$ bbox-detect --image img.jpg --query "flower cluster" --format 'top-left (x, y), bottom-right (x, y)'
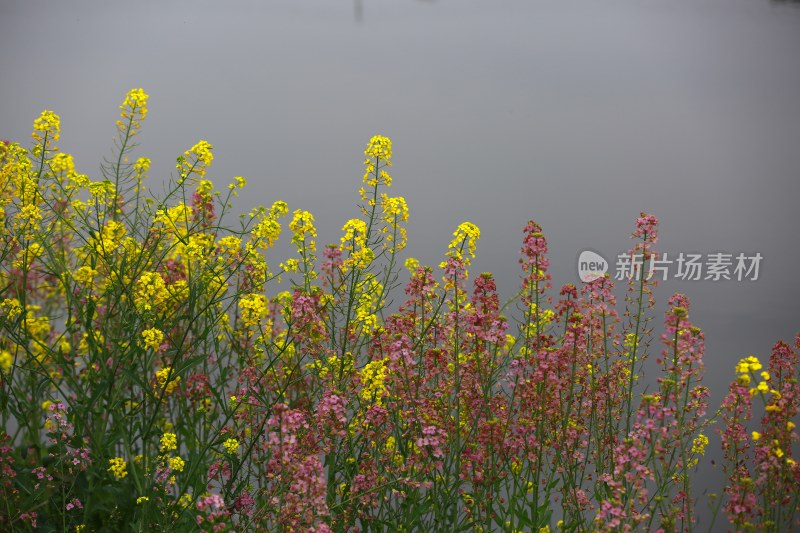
top-left (1, 92), bottom-right (797, 532)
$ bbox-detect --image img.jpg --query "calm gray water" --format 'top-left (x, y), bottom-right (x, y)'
top-left (2, 0), bottom-right (799, 529)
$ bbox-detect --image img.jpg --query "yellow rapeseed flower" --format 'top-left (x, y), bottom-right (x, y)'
top-left (32, 110), bottom-right (61, 144)
top-left (178, 140), bottom-right (213, 178)
top-left (134, 271), bottom-right (169, 313)
top-left (155, 367), bottom-right (180, 394)
top-left (141, 328), bottom-right (164, 351)
top-left (223, 438), bottom-right (240, 454)
top-left (691, 433), bottom-right (709, 455)
top-left (445, 221), bottom-right (480, 265)
top-left (108, 457), bottom-right (128, 479)
top-left (169, 456), bottom-right (185, 473)
top-left (160, 432), bottom-right (177, 452)
top-left (238, 293), bottom-right (269, 329)
top-left (0, 350), bottom-right (13, 373)
top-left (359, 357), bottom-right (390, 407)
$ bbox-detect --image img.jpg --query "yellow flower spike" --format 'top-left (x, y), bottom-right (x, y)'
top-left (160, 432), bottom-right (177, 452)
top-left (108, 457), bottom-right (128, 479)
top-left (120, 88), bottom-right (149, 121)
top-left (404, 257), bottom-right (420, 274)
top-left (446, 221), bottom-right (481, 265)
top-left (340, 218), bottom-right (372, 271)
top-left (364, 135), bottom-right (392, 164)
top-left (177, 140), bottom-right (213, 178)
top-left (359, 357), bottom-right (390, 407)
top-left (155, 367), bottom-right (180, 395)
top-left (0, 350), bottom-right (13, 373)
top-left (692, 433), bottom-right (709, 455)
top-left (141, 328), bottom-right (164, 351)
top-left (134, 157), bottom-right (151, 173)
top-left (169, 456), bottom-right (185, 473)
top-left (223, 438), bottom-right (240, 455)
top-left (32, 110), bottom-right (61, 144)
top-left (238, 293), bottom-right (269, 329)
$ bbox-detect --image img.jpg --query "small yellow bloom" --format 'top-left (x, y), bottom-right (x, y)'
top-left (141, 328), bottom-right (164, 351)
top-left (169, 456), bottom-right (185, 473)
top-left (160, 432), bottom-right (177, 452)
top-left (108, 457), bottom-right (128, 479)
top-left (446, 222), bottom-right (480, 265)
top-left (223, 438), bottom-right (240, 454)
top-left (0, 350), bottom-right (13, 373)
top-left (136, 496), bottom-right (149, 505)
top-left (155, 367), bottom-right (180, 394)
top-left (752, 431), bottom-right (762, 441)
top-left (32, 110), bottom-right (61, 143)
top-left (238, 293), bottom-right (269, 328)
top-left (691, 433), bottom-right (709, 455)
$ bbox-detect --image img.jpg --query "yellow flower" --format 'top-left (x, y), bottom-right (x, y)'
top-left (405, 257), bottom-right (420, 274)
top-left (108, 457), bottom-right (128, 479)
top-left (155, 367), bottom-right (180, 395)
top-left (359, 357), bottom-right (390, 407)
top-left (134, 157), bottom-right (151, 173)
top-left (73, 266), bottom-right (99, 288)
top-left (160, 432), bottom-right (177, 452)
top-left (446, 222), bottom-right (481, 265)
top-left (381, 195), bottom-right (409, 252)
top-left (32, 110), bottom-right (61, 144)
top-left (691, 433), bottom-right (709, 455)
top-left (239, 293), bottom-right (269, 329)
top-left (217, 236), bottom-right (242, 256)
top-left (364, 135), bottom-right (392, 162)
top-left (178, 140), bottom-right (213, 178)
top-left (178, 493), bottom-right (193, 508)
top-left (136, 496), bottom-right (149, 505)
top-left (0, 350), bottom-right (12, 373)
top-left (752, 431), bottom-right (762, 441)
top-left (340, 218), bottom-right (372, 271)
top-left (120, 88), bottom-right (149, 124)
top-left (134, 271), bottom-right (169, 313)
top-left (1, 298), bottom-right (23, 320)
top-left (289, 209), bottom-right (317, 251)
top-left (169, 456), bottom-right (185, 473)
top-left (223, 438), bottom-right (240, 454)
top-left (141, 328), bottom-right (164, 351)
top-left (229, 175), bottom-right (247, 190)
top-left (735, 355), bottom-right (762, 374)
top-left (50, 152), bottom-right (75, 175)
top-left (281, 258), bottom-right (300, 272)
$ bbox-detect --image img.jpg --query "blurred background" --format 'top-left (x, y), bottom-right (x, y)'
top-left (2, 0), bottom-right (799, 525)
